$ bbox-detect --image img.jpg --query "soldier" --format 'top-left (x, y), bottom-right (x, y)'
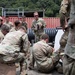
top-left (31, 11), bottom-right (46, 42)
top-left (10, 20), bottom-right (27, 73)
top-left (21, 16), bottom-right (28, 32)
top-left (10, 20), bottom-right (21, 32)
top-left (29, 34), bottom-right (60, 73)
top-left (4, 16), bottom-right (14, 29)
top-left (0, 25), bottom-right (10, 43)
top-left (0, 26), bottom-right (29, 75)
top-left (60, 0), bottom-right (75, 75)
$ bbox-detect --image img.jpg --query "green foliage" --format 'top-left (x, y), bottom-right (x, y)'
top-left (0, 0), bottom-right (61, 17)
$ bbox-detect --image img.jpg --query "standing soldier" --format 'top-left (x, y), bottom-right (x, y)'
top-left (4, 16), bottom-right (14, 29)
top-left (31, 11), bottom-right (46, 42)
top-left (60, 0), bottom-right (75, 75)
top-left (21, 16), bottom-right (28, 32)
top-left (10, 20), bottom-right (21, 32)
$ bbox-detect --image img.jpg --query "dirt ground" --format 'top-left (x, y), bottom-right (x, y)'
top-left (27, 69), bottom-right (63, 75)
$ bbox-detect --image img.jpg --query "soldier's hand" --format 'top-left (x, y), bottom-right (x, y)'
top-left (52, 48), bottom-right (54, 52)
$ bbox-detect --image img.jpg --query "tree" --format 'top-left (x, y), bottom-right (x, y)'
top-left (0, 0), bottom-right (61, 17)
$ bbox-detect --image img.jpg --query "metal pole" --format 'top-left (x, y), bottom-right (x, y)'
top-left (43, 9), bottom-right (45, 17)
top-left (18, 8), bottom-right (19, 17)
top-left (22, 8), bottom-right (24, 17)
top-left (2, 7), bottom-right (4, 16)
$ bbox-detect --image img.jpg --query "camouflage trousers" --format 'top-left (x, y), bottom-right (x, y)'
top-left (63, 55), bottom-right (75, 75)
top-left (29, 51), bottom-right (60, 73)
top-left (20, 59), bottom-right (27, 75)
top-left (16, 58), bottom-right (27, 75)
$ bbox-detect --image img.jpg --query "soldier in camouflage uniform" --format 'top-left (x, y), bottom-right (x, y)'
top-left (60, 0), bottom-right (75, 75)
top-left (31, 12), bottom-right (46, 42)
top-left (0, 26), bottom-right (29, 75)
top-left (29, 34), bottom-right (60, 73)
top-left (0, 25), bottom-right (10, 43)
top-left (4, 16), bottom-right (14, 29)
top-left (10, 20), bottom-right (21, 32)
top-left (21, 16), bottom-right (28, 32)
top-left (10, 20), bottom-right (29, 75)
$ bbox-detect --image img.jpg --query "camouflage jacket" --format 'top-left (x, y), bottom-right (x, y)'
top-left (31, 18), bottom-right (46, 34)
top-left (0, 30), bottom-right (29, 63)
top-left (62, 0), bottom-right (75, 59)
top-left (59, 29), bottom-right (69, 52)
top-left (22, 21), bottom-right (28, 31)
top-left (32, 40), bottom-right (53, 71)
top-left (0, 30), bottom-right (4, 43)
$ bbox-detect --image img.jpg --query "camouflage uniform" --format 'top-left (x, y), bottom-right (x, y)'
top-left (60, 0), bottom-right (75, 75)
top-left (57, 27), bottom-right (69, 73)
top-left (22, 22), bottom-right (28, 31)
top-left (59, 27), bottom-right (69, 53)
top-left (29, 40), bottom-right (60, 73)
top-left (31, 18), bottom-right (46, 42)
top-left (59, 0), bottom-right (70, 28)
top-left (0, 30), bottom-right (4, 43)
top-left (10, 24), bottom-right (29, 75)
top-left (0, 29), bottom-right (29, 75)
top-left (4, 21), bottom-right (14, 29)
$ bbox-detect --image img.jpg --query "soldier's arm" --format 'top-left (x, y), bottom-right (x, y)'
top-left (60, 0), bottom-right (69, 14)
top-left (59, 0), bottom-right (70, 28)
top-left (25, 22), bottom-right (28, 30)
top-left (41, 19), bottom-right (46, 28)
top-left (46, 45), bottom-right (54, 57)
top-left (31, 21), bottom-right (36, 30)
top-left (22, 34), bottom-right (30, 55)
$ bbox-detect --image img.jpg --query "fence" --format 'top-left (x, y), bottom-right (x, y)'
top-left (3, 17), bottom-right (60, 28)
